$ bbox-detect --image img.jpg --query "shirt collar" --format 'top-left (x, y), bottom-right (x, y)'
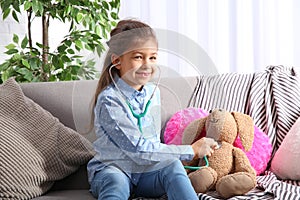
top-left (114, 75), bottom-right (147, 101)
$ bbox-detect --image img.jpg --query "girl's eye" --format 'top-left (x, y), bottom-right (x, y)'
top-left (134, 55), bottom-right (143, 59)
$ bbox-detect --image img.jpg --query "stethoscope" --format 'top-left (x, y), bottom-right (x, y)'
top-left (184, 156), bottom-right (209, 170)
top-left (109, 62), bottom-right (209, 169)
top-left (108, 62), bottom-right (161, 133)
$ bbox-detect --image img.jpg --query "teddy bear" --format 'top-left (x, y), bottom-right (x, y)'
top-left (182, 108), bottom-right (257, 199)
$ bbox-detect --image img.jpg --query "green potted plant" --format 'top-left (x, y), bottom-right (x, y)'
top-left (0, 0), bottom-right (120, 83)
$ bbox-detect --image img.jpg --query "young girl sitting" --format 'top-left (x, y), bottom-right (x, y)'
top-left (87, 19), bottom-right (218, 200)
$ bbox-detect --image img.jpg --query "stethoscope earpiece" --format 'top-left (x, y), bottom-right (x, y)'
top-left (111, 62), bottom-right (121, 68)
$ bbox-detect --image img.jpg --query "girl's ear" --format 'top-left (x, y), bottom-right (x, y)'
top-left (111, 54), bottom-right (121, 69)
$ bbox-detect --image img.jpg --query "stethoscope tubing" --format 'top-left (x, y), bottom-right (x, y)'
top-left (108, 63), bottom-right (209, 168)
top-left (184, 156), bottom-right (209, 170)
top-left (108, 63), bottom-right (161, 133)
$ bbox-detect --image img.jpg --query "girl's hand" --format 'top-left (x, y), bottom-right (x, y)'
top-left (191, 137), bottom-right (219, 159)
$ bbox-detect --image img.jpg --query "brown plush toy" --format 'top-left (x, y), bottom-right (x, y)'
top-left (182, 108), bottom-right (257, 198)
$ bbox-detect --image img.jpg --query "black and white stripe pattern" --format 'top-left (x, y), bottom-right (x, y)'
top-left (257, 171), bottom-right (300, 200)
top-left (198, 187), bottom-right (273, 200)
top-left (248, 66), bottom-right (300, 154)
top-left (189, 73), bottom-right (255, 113)
top-left (189, 66), bottom-right (300, 200)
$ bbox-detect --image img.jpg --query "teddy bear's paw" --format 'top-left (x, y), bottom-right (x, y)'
top-left (188, 167), bottom-right (218, 193)
top-left (216, 172), bottom-right (256, 199)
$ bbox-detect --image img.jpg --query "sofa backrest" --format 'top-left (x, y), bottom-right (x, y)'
top-left (20, 65), bottom-right (300, 155)
top-left (20, 76), bottom-right (198, 143)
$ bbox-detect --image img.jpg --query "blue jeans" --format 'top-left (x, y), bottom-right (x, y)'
top-left (90, 159), bottom-right (198, 200)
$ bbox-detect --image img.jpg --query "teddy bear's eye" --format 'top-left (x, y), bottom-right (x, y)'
top-left (209, 110), bottom-right (212, 113)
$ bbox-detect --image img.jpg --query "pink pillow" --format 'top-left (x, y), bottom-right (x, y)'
top-left (271, 117), bottom-right (300, 180)
top-left (164, 107), bottom-right (208, 145)
top-left (164, 107), bottom-right (272, 175)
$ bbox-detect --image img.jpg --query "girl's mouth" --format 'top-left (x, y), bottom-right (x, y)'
top-left (136, 72), bottom-right (151, 77)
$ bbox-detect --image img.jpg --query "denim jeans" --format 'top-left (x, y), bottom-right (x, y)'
top-left (90, 159), bottom-right (198, 200)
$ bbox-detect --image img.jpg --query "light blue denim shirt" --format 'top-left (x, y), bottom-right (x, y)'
top-left (87, 76), bottom-right (194, 185)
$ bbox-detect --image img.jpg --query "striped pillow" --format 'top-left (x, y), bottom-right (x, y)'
top-left (0, 78), bottom-right (94, 199)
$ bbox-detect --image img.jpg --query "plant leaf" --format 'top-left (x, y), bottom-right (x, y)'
top-left (110, 12), bottom-right (118, 20)
top-left (76, 12), bottom-right (83, 23)
top-left (5, 43), bottom-right (16, 50)
top-left (21, 36), bottom-right (29, 49)
top-left (67, 49), bottom-right (75, 54)
top-left (57, 45), bottom-right (68, 53)
top-left (1, 71), bottom-right (10, 82)
top-left (75, 40), bottom-right (83, 50)
top-left (52, 55), bottom-right (63, 69)
top-left (102, 1), bottom-right (109, 10)
top-left (13, 34), bottom-right (19, 44)
top-left (61, 55), bottom-right (71, 63)
top-left (5, 49), bottom-right (18, 55)
top-left (24, 1), bottom-right (32, 11)
top-left (2, 8), bottom-right (11, 20)
top-left (24, 71), bottom-right (33, 81)
top-left (0, 62), bottom-right (10, 71)
top-left (31, 0), bottom-right (39, 14)
top-left (29, 58), bottom-right (39, 70)
top-left (65, 40), bottom-right (72, 47)
top-left (21, 59), bottom-right (30, 69)
top-left (12, 10), bottom-right (19, 22)
top-left (17, 68), bottom-right (30, 75)
top-left (12, 0), bottom-right (20, 13)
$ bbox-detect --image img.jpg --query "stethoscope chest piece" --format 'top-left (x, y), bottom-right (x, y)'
top-left (126, 100), bottom-right (151, 133)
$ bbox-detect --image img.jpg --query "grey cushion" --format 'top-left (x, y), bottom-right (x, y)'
top-left (0, 78), bottom-right (94, 199)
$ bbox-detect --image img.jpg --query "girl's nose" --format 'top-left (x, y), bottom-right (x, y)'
top-left (143, 58), bottom-right (150, 65)
top-left (142, 59), bottom-right (152, 68)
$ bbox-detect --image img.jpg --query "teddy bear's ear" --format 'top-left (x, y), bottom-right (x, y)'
top-left (231, 112), bottom-right (254, 151)
top-left (182, 117), bottom-right (207, 145)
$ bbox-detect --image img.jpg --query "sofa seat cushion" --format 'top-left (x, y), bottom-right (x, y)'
top-left (0, 78), bottom-right (94, 199)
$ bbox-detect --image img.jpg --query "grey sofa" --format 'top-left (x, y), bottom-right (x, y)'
top-left (12, 65), bottom-right (300, 200)
top-left (19, 76), bottom-right (198, 200)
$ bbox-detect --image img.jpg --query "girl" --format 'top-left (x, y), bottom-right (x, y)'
top-left (87, 19), bottom-right (218, 200)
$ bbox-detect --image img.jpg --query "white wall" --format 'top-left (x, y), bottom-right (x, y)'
top-left (0, 14), bottom-right (26, 61)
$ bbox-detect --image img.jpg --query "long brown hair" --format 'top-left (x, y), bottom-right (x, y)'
top-left (91, 19), bottom-right (158, 125)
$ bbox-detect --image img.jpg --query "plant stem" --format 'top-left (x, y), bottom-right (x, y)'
top-left (42, 13), bottom-right (50, 81)
top-left (27, 10), bottom-right (32, 48)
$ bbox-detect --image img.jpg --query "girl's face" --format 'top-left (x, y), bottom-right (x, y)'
top-left (116, 39), bottom-right (158, 91)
